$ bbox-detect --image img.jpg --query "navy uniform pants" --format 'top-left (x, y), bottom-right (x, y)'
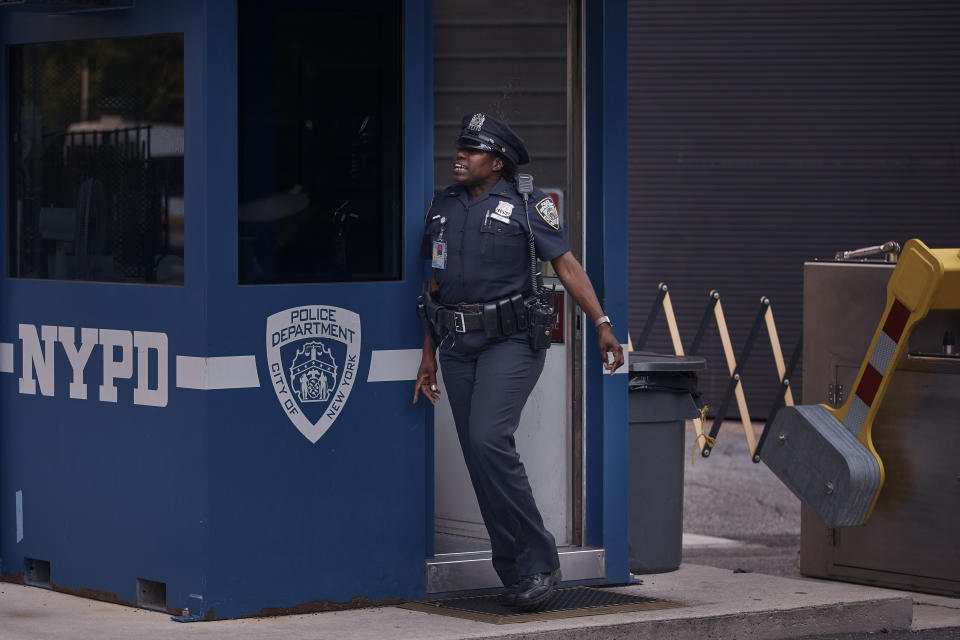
top-left (439, 330), bottom-right (560, 586)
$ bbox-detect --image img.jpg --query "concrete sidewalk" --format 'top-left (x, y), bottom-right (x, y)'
top-left (4, 561), bottom-right (954, 640)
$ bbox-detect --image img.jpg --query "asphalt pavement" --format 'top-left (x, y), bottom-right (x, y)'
top-left (682, 421), bottom-right (803, 578)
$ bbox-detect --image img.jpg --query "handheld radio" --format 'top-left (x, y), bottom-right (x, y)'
top-left (517, 174), bottom-right (555, 350)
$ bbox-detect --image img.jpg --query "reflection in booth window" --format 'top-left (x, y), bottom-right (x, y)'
top-left (8, 35), bottom-right (185, 284)
top-left (238, 0), bottom-right (402, 284)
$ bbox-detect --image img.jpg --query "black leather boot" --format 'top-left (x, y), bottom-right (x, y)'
top-left (512, 568), bottom-right (562, 610)
top-left (497, 581), bottom-right (523, 606)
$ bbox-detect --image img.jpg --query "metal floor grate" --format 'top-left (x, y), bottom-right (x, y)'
top-left (400, 586), bottom-right (685, 624)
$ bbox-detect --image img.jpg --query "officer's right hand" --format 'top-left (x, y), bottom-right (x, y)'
top-left (413, 349), bottom-right (441, 405)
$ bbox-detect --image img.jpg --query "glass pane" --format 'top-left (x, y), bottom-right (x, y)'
top-left (8, 35), bottom-right (185, 284)
top-left (238, 0), bottom-right (402, 284)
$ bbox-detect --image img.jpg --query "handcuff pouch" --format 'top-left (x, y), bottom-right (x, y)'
top-left (498, 299), bottom-right (517, 336)
top-left (482, 303), bottom-right (500, 338)
top-left (511, 294), bottom-right (528, 330)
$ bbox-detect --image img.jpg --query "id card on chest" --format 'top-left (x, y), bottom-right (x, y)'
top-left (432, 240), bottom-right (447, 269)
top-left (432, 215), bottom-right (448, 269)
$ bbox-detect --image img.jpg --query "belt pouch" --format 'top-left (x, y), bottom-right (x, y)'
top-left (424, 296), bottom-right (443, 330)
top-left (482, 303), bottom-right (501, 337)
top-left (498, 299), bottom-right (517, 335)
top-left (436, 308), bottom-right (454, 333)
top-left (510, 294), bottom-right (527, 330)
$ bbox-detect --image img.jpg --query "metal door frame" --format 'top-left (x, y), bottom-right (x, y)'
top-left (426, 0), bottom-right (636, 593)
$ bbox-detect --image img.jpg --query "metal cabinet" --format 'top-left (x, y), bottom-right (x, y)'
top-left (799, 261), bottom-right (960, 596)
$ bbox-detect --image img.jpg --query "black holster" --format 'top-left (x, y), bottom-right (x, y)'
top-left (416, 284), bottom-right (437, 342)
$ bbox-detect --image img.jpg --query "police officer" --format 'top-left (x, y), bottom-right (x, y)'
top-left (414, 113), bottom-right (624, 609)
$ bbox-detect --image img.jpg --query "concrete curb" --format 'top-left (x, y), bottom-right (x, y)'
top-left (479, 598), bottom-right (913, 640)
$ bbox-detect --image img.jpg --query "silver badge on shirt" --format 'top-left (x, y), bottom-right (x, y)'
top-left (490, 200), bottom-right (514, 224)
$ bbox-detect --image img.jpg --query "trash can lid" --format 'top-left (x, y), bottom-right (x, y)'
top-left (628, 351), bottom-right (707, 372)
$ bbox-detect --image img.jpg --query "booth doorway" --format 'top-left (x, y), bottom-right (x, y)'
top-left (428, 0), bottom-right (599, 592)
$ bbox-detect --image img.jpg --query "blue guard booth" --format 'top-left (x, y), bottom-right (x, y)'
top-left (0, 0), bottom-right (628, 619)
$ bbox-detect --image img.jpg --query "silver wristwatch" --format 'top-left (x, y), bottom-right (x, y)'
top-left (594, 315), bottom-right (611, 329)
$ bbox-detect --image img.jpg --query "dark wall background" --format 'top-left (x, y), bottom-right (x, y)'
top-left (433, 0), bottom-right (568, 191)
top-left (627, 0), bottom-right (960, 420)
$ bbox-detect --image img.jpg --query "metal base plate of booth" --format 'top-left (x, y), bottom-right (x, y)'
top-left (426, 546), bottom-right (605, 594)
top-left (401, 586), bottom-right (684, 624)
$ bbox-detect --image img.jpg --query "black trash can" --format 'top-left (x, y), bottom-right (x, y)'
top-left (628, 351), bottom-right (706, 574)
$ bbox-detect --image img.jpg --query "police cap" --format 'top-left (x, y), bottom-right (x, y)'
top-left (456, 112), bottom-right (530, 165)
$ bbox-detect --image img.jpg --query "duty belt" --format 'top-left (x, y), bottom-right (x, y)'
top-left (422, 293), bottom-right (532, 338)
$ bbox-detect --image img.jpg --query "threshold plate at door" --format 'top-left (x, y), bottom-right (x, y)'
top-left (401, 586), bottom-right (684, 624)
top-left (426, 546), bottom-right (605, 594)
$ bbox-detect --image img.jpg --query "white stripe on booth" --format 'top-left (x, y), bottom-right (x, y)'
top-left (0, 342), bottom-right (13, 373)
top-left (603, 344), bottom-right (630, 375)
top-left (367, 349), bottom-right (422, 382)
top-left (176, 355), bottom-right (261, 390)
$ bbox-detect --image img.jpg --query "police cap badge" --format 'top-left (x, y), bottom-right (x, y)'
top-left (456, 112), bottom-right (530, 165)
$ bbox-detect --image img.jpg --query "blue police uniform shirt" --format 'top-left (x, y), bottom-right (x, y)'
top-left (421, 177), bottom-right (570, 304)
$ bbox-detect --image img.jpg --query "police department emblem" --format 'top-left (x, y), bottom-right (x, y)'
top-left (536, 196), bottom-right (560, 230)
top-left (266, 306), bottom-right (362, 443)
top-left (468, 113), bottom-right (486, 132)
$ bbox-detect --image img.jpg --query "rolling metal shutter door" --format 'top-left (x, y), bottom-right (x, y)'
top-left (627, 1), bottom-right (960, 420)
top-left (433, 2), bottom-right (568, 190)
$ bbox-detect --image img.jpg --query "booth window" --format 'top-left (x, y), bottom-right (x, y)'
top-left (8, 35), bottom-right (185, 284)
top-left (238, 0), bottom-right (402, 284)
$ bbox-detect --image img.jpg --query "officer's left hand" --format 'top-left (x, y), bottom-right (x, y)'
top-left (597, 325), bottom-right (624, 373)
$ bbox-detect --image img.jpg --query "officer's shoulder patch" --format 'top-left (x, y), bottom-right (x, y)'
top-left (536, 196), bottom-right (560, 230)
